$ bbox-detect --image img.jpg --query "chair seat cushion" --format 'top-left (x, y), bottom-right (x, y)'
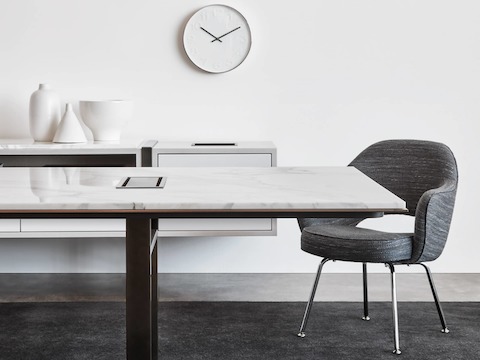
top-left (301, 225), bottom-right (413, 263)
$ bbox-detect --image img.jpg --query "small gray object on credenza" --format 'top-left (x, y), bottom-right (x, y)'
top-left (297, 139), bottom-right (458, 355)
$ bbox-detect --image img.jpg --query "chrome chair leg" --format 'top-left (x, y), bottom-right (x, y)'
top-left (362, 263), bottom-right (370, 321)
top-left (387, 263), bottom-right (401, 355)
top-left (298, 258), bottom-right (330, 338)
top-left (419, 263), bottom-right (449, 333)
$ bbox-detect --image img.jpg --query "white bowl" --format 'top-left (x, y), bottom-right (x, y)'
top-left (79, 100), bottom-right (133, 142)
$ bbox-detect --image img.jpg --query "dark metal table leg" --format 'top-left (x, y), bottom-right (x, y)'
top-left (151, 219), bottom-right (159, 359)
top-left (126, 217), bottom-right (158, 360)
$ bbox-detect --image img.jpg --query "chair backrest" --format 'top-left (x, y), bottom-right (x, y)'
top-left (350, 140), bottom-right (457, 215)
top-left (299, 140), bottom-right (458, 263)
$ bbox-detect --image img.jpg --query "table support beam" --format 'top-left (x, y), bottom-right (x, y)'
top-left (151, 219), bottom-right (158, 359)
top-left (126, 217), bottom-right (158, 360)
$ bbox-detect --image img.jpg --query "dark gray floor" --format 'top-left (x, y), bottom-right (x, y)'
top-left (1, 273), bottom-right (479, 302)
top-left (1, 301), bottom-right (479, 360)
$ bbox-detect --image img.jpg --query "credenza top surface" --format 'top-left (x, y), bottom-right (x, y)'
top-left (152, 141), bottom-right (276, 153)
top-left (0, 139), bottom-right (147, 155)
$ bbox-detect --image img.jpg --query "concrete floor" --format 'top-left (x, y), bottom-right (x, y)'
top-left (0, 273), bottom-right (479, 302)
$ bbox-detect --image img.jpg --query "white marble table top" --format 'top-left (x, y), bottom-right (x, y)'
top-left (0, 167), bottom-right (407, 214)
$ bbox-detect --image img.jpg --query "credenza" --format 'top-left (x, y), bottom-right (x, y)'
top-left (0, 139), bottom-right (277, 238)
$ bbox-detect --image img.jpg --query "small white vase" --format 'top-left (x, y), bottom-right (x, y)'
top-left (29, 83), bottom-right (61, 142)
top-left (53, 103), bottom-right (87, 143)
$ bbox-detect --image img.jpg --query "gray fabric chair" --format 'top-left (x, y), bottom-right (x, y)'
top-left (297, 140), bottom-right (458, 354)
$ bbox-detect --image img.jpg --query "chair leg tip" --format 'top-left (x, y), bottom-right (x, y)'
top-left (393, 349), bottom-right (402, 355)
top-left (442, 328), bottom-right (450, 334)
top-left (362, 316), bottom-right (370, 321)
top-left (297, 332), bottom-right (306, 338)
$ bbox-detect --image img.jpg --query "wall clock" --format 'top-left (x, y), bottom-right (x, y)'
top-left (183, 4), bottom-right (252, 73)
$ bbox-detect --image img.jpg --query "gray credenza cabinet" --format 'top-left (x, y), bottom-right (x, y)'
top-left (152, 141), bottom-right (277, 236)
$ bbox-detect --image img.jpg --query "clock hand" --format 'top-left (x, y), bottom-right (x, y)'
top-left (211, 26), bottom-right (241, 42)
top-left (200, 27), bottom-right (222, 42)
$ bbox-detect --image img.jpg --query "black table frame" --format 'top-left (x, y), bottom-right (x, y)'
top-left (2, 210), bottom-right (385, 360)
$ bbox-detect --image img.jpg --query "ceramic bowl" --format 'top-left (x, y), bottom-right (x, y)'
top-left (79, 100), bottom-right (133, 142)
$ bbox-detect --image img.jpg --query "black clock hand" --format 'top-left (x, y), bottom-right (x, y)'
top-left (200, 27), bottom-right (222, 42)
top-left (211, 26), bottom-right (241, 42)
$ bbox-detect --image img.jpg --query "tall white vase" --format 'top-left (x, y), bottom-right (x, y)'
top-left (53, 103), bottom-right (87, 143)
top-left (29, 83), bottom-right (61, 142)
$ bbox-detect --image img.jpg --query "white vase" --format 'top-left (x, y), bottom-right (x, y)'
top-left (53, 103), bottom-right (87, 143)
top-left (79, 100), bottom-right (133, 142)
top-left (29, 84), bottom-right (61, 142)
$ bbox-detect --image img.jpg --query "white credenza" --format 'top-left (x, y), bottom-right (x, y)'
top-left (0, 139), bottom-right (277, 273)
top-left (0, 140), bottom-right (277, 238)
top-left (0, 139), bottom-right (150, 238)
top-left (153, 141), bottom-right (277, 236)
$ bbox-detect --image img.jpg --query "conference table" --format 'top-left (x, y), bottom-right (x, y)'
top-left (0, 166), bottom-right (406, 360)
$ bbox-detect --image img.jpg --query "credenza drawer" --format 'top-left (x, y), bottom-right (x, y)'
top-left (157, 153), bottom-right (272, 167)
top-left (157, 218), bottom-right (273, 233)
top-left (0, 219), bottom-right (21, 232)
top-left (21, 219), bottom-right (125, 233)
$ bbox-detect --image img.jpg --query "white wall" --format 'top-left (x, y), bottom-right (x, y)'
top-left (0, 1), bottom-right (479, 273)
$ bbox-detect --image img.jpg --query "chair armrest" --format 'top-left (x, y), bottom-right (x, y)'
top-left (412, 180), bottom-right (457, 263)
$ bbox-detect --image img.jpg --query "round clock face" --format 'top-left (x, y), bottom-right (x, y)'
top-left (183, 5), bottom-right (252, 73)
